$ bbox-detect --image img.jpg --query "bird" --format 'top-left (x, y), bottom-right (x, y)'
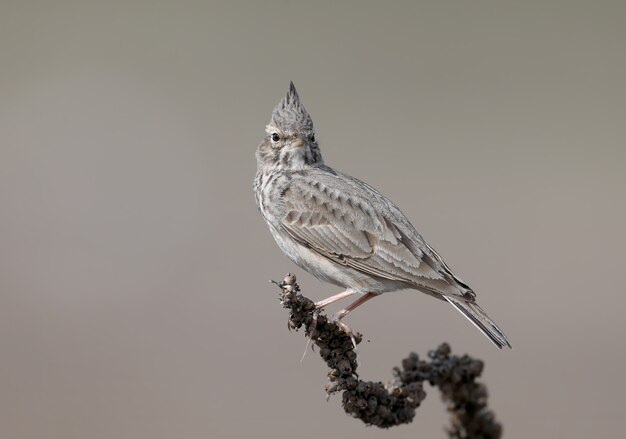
top-left (253, 82), bottom-right (511, 349)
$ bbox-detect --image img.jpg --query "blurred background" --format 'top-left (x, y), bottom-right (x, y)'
top-left (1, 1), bottom-right (625, 437)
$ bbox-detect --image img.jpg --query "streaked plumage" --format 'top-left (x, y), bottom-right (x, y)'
top-left (254, 82), bottom-right (511, 349)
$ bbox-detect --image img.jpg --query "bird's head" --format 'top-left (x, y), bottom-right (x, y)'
top-left (256, 82), bottom-right (323, 171)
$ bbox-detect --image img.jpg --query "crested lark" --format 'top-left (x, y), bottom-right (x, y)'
top-left (254, 82), bottom-right (511, 349)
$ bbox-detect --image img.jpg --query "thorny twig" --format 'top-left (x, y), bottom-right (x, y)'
top-left (275, 273), bottom-right (503, 438)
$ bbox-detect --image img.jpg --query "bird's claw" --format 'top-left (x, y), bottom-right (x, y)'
top-left (307, 309), bottom-right (320, 337)
top-left (335, 319), bottom-right (359, 351)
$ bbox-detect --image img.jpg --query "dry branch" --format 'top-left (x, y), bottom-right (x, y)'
top-left (275, 273), bottom-right (503, 438)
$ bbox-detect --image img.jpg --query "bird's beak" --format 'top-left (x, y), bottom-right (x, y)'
top-left (290, 137), bottom-right (305, 148)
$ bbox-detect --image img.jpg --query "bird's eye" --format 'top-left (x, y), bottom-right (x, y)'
top-left (271, 132), bottom-right (280, 142)
top-left (310, 133), bottom-right (316, 142)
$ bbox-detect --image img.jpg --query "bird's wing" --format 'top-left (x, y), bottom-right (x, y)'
top-left (280, 171), bottom-right (471, 297)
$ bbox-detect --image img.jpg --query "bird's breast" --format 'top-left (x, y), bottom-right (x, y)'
top-left (254, 170), bottom-right (290, 225)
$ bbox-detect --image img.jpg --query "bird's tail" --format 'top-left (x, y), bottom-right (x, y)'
top-left (445, 296), bottom-right (512, 349)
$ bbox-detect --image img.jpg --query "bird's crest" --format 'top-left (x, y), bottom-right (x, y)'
top-left (270, 82), bottom-right (313, 132)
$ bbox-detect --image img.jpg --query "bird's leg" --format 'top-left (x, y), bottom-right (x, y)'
top-left (334, 292), bottom-right (378, 321)
top-left (314, 289), bottom-right (358, 310)
top-left (333, 292), bottom-right (378, 349)
top-left (310, 290), bottom-right (358, 344)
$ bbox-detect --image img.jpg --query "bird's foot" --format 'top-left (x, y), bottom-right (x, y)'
top-left (307, 309), bottom-right (320, 337)
top-left (332, 314), bottom-right (360, 351)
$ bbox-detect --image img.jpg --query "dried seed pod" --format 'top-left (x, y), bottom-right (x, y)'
top-left (283, 273), bottom-right (296, 285)
top-left (276, 273), bottom-right (502, 436)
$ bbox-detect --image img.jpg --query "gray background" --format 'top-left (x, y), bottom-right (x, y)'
top-left (1, 1), bottom-right (625, 437)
